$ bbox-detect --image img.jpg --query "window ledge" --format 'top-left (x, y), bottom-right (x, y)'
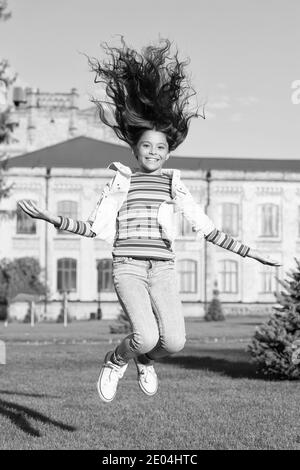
top-left (258, 292), bottom-right (277, 296)
top-left (54, 235), bottom-right (81, 239)
top-left (256, 237), bottom-right (282, 243)
top-left (13, 234), bottom-right (39, 239)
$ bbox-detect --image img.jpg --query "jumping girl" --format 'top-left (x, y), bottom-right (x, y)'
top-left (18, 38), bottom-right (280, 403)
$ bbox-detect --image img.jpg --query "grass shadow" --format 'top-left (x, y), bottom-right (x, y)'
top-left (0, 390), bottom-right (60, 398)
top-left (0, 398), bottom-right (77, 437)
top-left (159, 348), bottom-right (268, 380)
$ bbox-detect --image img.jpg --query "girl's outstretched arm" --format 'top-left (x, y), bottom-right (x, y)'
top-left (54, 215), bottom-right (96, 238)
top-left (204, 228), bottom-right (250, 258)
top-left (17, 200), bottom-right (96, 238)
top-left (174, 182), bottom-right (281, 267)
top-left (205, 229), bottom-right (281, 266)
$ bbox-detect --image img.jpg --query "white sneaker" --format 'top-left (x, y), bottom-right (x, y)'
top-left (97, 351), bottom-right (128, 403)
top-left (134, 357), bottom-right (158, 396)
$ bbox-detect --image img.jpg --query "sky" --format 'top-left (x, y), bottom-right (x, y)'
top-left (0, 0), bottom-right (300, 158)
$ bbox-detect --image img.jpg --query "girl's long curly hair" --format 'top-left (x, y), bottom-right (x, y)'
top-left (88, 37), bottom-right (204, 151)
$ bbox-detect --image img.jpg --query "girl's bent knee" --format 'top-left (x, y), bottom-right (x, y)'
top-left (164, 336), bottom-right (186, 354)
top-left (131, 331), bottom-right (159, 355)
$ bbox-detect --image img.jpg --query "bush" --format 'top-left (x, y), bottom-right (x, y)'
top-left (0, 257), bottom-right (47, 303)
top-left (204, 283), bottom-right (225, 322)
top-left (56, 309), bottom-right (72, 324)
top-left (248, 258), bottom-right (300, 380)
top-left (110, 309), bottom-right (131, 334)
top-left (23, 308), bottom-right (39, 324)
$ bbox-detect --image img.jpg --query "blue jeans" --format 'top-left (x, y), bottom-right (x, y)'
top-left (112, 257), bottom-right (186, 364)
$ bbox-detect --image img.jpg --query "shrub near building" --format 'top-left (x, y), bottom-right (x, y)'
top-left (248, 258), bottom-right (300, 380)
top-left (0, 257), bottom-right (47, 320)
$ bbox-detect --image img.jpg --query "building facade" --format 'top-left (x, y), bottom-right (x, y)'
top-left (2, 155), bottom-right (300, 321)
top-left (1, 89), bottom-right (300, 321)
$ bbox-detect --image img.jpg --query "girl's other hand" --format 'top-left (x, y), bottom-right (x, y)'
top-left (247, 249), bottom-right (281, 267)
top-left (17, 200), bottom-right (59, 225)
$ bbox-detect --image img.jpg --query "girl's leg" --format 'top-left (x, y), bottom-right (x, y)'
top-left (112, 258), bottom-right (161, 364)
top-left (147, 260), bottom-right (186, 361)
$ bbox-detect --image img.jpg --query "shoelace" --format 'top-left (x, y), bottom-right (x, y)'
top-left (140, 365), bottom-right (156, 383)
top-left (105, 362), bottom-right (126, 381)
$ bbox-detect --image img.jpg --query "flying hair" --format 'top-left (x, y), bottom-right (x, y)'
top-left (88, 37), bottom-right (205, 151)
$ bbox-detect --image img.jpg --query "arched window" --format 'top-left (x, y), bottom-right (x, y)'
top-left (259, 204), bottom-right (279, 237)
top-left (57, 258), bottom-right (77, 292)
top-left (57, 201), bottom-right (78, 233)
top-left (178, 259), bottom-right (197, 293)
top-left (16, 200), bottom-right (36, 234)
top-left (221, 203), bottom-right (239, 236)
top-left (218, 260), bottom-right (238, 293)
top-left (97, 259), bottom-right (114, 292)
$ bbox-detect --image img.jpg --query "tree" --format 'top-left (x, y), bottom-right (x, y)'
top-left (0, 1), bottom-right (11, 21)
top-left (204, 281), bottom-right (225, 321)
top-left (0, 2), bottom-right (17, 212)
top-left (248, 258), bottom-right (300, 380)
top-left (0, 257), bottom-right (48, 319)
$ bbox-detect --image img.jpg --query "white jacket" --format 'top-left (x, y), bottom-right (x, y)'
top-left (88, 162), bottom-right (215, 245)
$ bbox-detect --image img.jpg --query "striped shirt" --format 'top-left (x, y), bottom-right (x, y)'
top-left (112, 173), bottom-right (174, 260)
top-left (54, 176), bottom-right (250, 259)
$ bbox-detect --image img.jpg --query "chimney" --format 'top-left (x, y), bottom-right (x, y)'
top-left (26, 88), bottom-right (37, 145)
top-left (68, 87), bottom-right (79, 137)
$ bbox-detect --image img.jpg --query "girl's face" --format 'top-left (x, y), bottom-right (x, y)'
top-left (134, 130), bottom-right (170, 174)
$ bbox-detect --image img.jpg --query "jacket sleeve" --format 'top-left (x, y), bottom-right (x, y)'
top-left (174, 180), bottom-right (250, 257)
top-left (53, 179), bottom-right (113, 238)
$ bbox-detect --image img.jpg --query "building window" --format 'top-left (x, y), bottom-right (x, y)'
top-left (57, 258), bottom-right (77, 292)
top-left (178, 259), bottom-right (197, 293)
top-left (218, 260), bottom-right (238, 293)
top-left (16, 200), bottom-right (37, 234)
top-left (260, 266), bottom-right (277, 294)
top-left (221, 203), bottom-right (239, 236)
top-left (177, 213), bottom-right (194, 237)
top-left (57, 201), bottom-right (78, 234)
top-left (259, 204), bottom-right (279, 237)
top-left (97, 259), bottom-right (114, 292)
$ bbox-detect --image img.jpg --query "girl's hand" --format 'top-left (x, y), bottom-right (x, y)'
top-left (247, 249), bottom-right (281, 267)
top-left (17, 200), bottom-right (60, 225)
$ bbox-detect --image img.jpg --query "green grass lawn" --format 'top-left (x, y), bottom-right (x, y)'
top-left (0, 317), bottom-right (299, 450)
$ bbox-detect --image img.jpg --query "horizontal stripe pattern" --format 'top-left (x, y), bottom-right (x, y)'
top-left (55, 216), bottom-right (96, 238)
top-left (113, 239), bottom-right (175, 260)
top-left (205, 228), bottom-right (250, 257)
top-left (113, 173), bottom-right (174, 259)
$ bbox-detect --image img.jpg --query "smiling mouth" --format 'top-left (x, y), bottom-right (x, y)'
top-left (145, 157), bottom-right (160, 162)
